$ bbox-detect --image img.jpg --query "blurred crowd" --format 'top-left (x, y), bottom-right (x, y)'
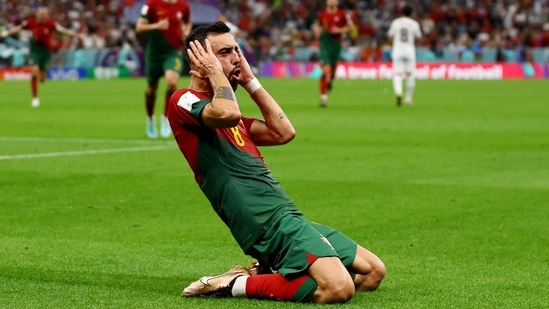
top-left (1, 0), bottom-right (549, 63)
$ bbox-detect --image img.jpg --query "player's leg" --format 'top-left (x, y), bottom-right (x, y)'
top-left (308, 256), bottom-right (355, 303)
top-left (245, 215), bottom-right (355, 303)
top-left (319, 62), bottom-right (331, 107)
top-left (312, 222), bottom-right (386, 292)
top-left (182, 214), bottom-right (355, 303)
top-left (349, 245), bottom-right (386, 291)
top-left (30, 64), bottom-right (41, 107)
top-left (392, 55), bottom-right (404, 106)
top-left (145, 73), bottom-right (160, 139)
top-left (230, 257), bottom-right (355, 303)
top-left (404, 56), bottom-right (416, 105)
top-left (160, 52), bottom-right (182, 137)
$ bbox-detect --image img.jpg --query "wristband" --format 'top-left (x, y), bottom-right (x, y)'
top-left (244, 77), bottom-right (262, 94)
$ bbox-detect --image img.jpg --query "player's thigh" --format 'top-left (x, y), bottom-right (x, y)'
top-left (146, 57), bottom-right (164, 80)
top-left (246, 213), bottom-right (339, 276)
top-left (308, 255), bottom-right (354, 291)
top-left (404, 57), bottom-right (416, 75)
top-left (311, 222), bottom-right (357, 268)
top-left (162, 50), bottom-right (184, 75)
top-left (29, 50), bottom-right (50, 72)
top-left (351, 245), bottom-right (385, 275)
top-left (391, 56), bottom-right (406, 75)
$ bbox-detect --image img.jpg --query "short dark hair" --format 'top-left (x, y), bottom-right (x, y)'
top-left (183, 21), bottom-right (231, 64)
top-left (402, 5), bottom-right (413, 17)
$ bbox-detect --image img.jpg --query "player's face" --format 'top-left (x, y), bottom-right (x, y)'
top-left (327, 0), bottom-right (339, 9)
top-left (207, 33), bottom-right (241, 90)
top-left (36, 7), bottom-right (49, 22)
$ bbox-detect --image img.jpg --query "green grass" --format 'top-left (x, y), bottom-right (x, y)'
top-left (1, 77), bottom-right (548, 308)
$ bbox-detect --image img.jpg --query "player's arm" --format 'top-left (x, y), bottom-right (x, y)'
top-left (312, 19), bottom-right (322, 39)
top-left (187, 39), bottom-right (241, 128)
top-left (0, 22), bottom-right (25, 38)
top-left (235, 48), bottom-right (295, 146)
top-left (387, 22), bottom-right (395, 46)
top-left (135, 5), bottom-right (168, 33)
top-left (330, 15), bottom-right (355, 34)
top-left (181, 10), bottom-right (192, 39)
top-left (54, 22), bottom-right (83, 40)
top-left (344, 13), bottom-right (356, 33)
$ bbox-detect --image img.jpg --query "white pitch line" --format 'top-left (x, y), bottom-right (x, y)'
top-left (0, 136), bottom-right (172, 145)
top-left (0, 145), bottom-right (174, 161)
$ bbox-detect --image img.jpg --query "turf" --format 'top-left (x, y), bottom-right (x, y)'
top-left (1, 77), bottom-right (548, 308)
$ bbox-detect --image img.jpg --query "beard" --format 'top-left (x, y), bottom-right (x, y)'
top-left (230, 78), bottom-right (239, 91)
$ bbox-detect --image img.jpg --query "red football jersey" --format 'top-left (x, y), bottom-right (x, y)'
top-left (317, 9), bottom-right (348, 42)
top-left (22, 18), bottom-right (57, 50)
top-left (142, 0), bottom-right (190, 50)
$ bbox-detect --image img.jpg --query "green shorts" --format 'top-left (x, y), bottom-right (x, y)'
top-left (245, 211), bottom-right (357, 277)
top-left (29, 45), bottom-right (52, 71)
top-left (145, 49), bottom-right (184, 85)
top-left (319, 35), bottom-right (342, 66)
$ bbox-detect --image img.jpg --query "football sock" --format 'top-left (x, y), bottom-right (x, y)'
top-left (145, 92), bottom-right (156, 117)
top-left (320, 75), bottom-right (328, 95)
top-left (392, 75), bottom-right (403, 97)
top-left (31, 76), bottom-right (38, 97)
top-left (164, 89), bottom-right (175, 115)
top-left (241, 273), bottom-right (317, 302)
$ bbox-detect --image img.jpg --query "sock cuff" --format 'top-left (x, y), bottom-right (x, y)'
top-left (231, 275), bottom-right (248, 297)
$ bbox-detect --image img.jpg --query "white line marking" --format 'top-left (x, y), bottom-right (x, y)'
top-left (0, 136), bottom-right (172, 145)
top-left (0, 145), bottom-right (174, 161)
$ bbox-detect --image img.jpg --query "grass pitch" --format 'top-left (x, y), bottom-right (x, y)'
top-left (1, 77), bottom-right (548, 308)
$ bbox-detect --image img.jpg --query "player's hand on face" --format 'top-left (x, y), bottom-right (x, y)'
top-left (187, 39), bottom-right (222, 79)
top-left (234, 47), bottom-right (255, 85)
top-left (157, 19), bottom-right (169, 30)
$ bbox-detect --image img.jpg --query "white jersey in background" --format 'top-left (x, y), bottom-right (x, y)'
top-left (388, 16), bottom-right (422, 59)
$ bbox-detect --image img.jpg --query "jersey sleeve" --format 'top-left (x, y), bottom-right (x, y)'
top-left (414, 22), bottom-right (423, 38)
top-left (387, 21), bottom-right (395, 37)
top-left (169, 88), bottom-right (211, 125)
top-left (241, 117), bottom-right (256, 133)
top-left (140, 2), bottom-right (151, 20)
top-left (181, 2), bottom-right (191, 23)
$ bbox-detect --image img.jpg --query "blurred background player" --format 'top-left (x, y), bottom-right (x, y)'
top-left (0, 6), bottom-right (82, 108)
top-left (135, 0), bottom-right (191, 138)
top-left (387, 5), bottom-right (422, 107)
top-left (313, 0), bottom-right (355, 107)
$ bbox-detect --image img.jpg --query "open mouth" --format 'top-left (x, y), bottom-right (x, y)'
top-left (232, 68), bottom-right (241, 78)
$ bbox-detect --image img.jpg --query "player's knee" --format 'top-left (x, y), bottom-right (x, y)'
top-left (370, 259), bottom-right (387, 288)
top-left (356, 259), bottom-right (387, 291)
top-left (314, 277), bottom-right (355, 304)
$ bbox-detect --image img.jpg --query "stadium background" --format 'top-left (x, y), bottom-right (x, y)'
top-left (1, 0), bottom-right (548, 80)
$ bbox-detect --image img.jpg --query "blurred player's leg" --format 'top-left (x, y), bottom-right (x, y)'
top-left (319, 64), bottom-right (332, 107)
top-left (392, 74), bottom-right (403, 106)
top-left (404, 74), bottom-right (415, 105)
top-left (30, 65), bottom-right (40, 107)
top-left (145, 84), bottom-right (158, 138)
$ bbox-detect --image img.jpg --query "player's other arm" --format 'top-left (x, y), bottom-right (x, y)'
top-left (135, 5), bottom-right (168, 33)
top-left (54, 23), bottom-right (84, 40)
top-left (0, 22), bottom-right (25, 38)
top-left (327, 14), bottom-right (355, 35)
top-left (235, 49), bottom-right (295, 146)
top-left (181, 8), bottom-right (192, 39)
top-left (387, 22), bottom-right (396, 46)
top-left (312, 19), bottom-right (322, 40)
